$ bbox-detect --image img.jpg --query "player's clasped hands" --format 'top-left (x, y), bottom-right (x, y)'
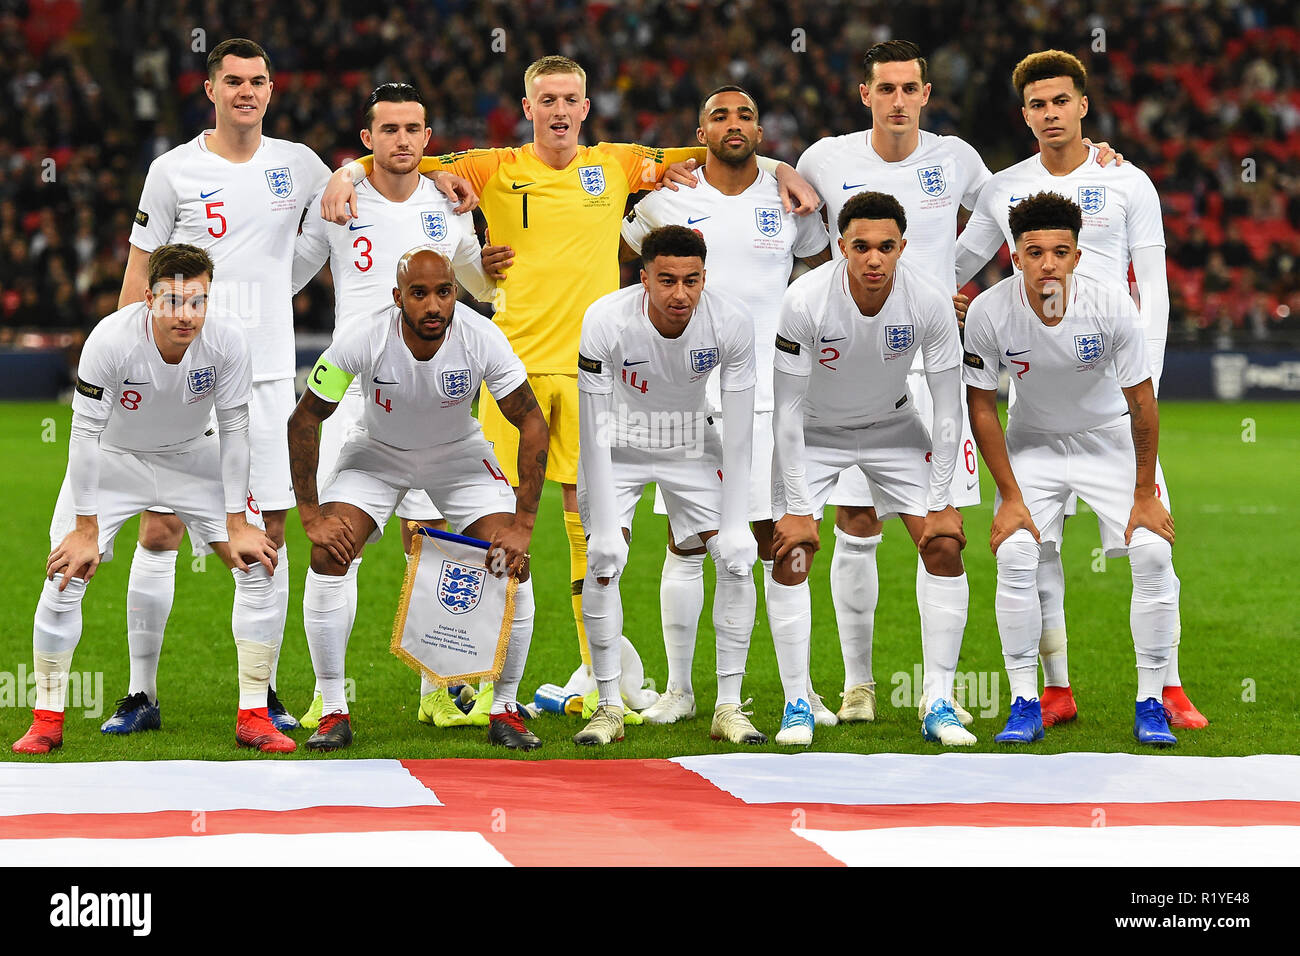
top-left (47, 526), bottom-right (101, 590)
top-left (303, 511), bottom-right (357, 566)
top-left (1125, 495), bottom-right (1174, 545)
top-left (772, 512), bottom-right (820, 563)
top-left (918, 505), bottom-right (966, 551)
top-left (989, 499), bottom-right (1040, 553)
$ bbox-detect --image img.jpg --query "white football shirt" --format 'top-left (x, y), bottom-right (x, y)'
top-left (962, 273), bottom-right (1151, 435)
top-left (797, 129), bottom-right (991, 285)
top-left (293, 177), bottom-right (485, 334)
top-left (309, 302), bottom-right (526, 450)
top-left (577, 285), bottom-right (756, 450)
top-left (774, 258), bottom-right (961, 429)
top-left (621, 167), bottom-right (828, 412)
top-left (130, 132), bottom-right (332, 381)
top-left (957, 144), bottom-right (1165, 285)
top-left (72, 302), bottom-right (252, 453)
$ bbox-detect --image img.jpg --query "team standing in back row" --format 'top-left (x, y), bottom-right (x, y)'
top-left (12, 35), bottom-right (1206, 757)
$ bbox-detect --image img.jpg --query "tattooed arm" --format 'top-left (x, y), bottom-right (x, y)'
top-left (1122, 377), bottom-right (1173, 544)
top-left (487, 380), bottom-right (548, 575)
top-left (287, 390), bottom-right (356, 565)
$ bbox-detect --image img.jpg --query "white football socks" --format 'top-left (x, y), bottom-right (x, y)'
top-left (126, 543), bottom-right (175, 703)
top-left (706, 536), bottom-right (756, 707)
top-left (765, 578), bottom-right (812, 707)
top-left (231, 563), bottom-right (279, 710)
top-left (33, 576), bottom-right (87, 712)
top-left (1128, 530), bottom-right (1179, 701)
top-left (582, 566), bottom-right (623, 707)
top-left (919, 568), bottom-right (969, 706)
top-left (268, 545), bottom-right (288, 692)
top-left (659, 548), bottom-right (704, 695)
top-left (493, 577), bottom-right (534, 714)
top-left (1036, 544), bottom-right (1070, 687)
top-left (1164, 577), bottom-right (1183, 687)
top-left (995, 529), bottom-right (1041, 702)
top-left (831, 529), bottom-right (880, 691)
top-left (303, 568), bottom-right (351, 715)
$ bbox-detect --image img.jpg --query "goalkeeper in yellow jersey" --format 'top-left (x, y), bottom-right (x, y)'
top-left (320, 55), bottom-right (819, 717)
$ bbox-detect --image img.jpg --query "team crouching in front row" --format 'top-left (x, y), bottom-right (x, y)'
top-left (15, 192), bottom-right (1186, 755)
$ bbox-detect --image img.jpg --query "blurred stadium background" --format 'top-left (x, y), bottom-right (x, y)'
top-left (3, 0), bottom-right (1299, 403)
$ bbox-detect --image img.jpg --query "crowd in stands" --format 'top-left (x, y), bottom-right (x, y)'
top-left (3, 0), bottom-right (1298, 348)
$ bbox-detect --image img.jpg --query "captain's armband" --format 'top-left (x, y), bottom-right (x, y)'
top-left (307, 358), bottom-right (354, 402)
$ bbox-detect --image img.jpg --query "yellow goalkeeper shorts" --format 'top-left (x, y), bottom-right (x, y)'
top-left (479, 372), bottom-right (579, 486)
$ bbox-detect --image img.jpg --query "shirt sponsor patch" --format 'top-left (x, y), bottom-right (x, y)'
top-left (775, 334), bottom-right (801, 356)
top-left (963, 351), bottom-right (985, 369)
top-left (134, 209), bottom-right (149, 227)
top-left (75, 377), bottom-right (104, 400)
top-left (578, 353), bottom-right (602, 374)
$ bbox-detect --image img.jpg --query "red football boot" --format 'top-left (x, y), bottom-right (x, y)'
top-left (1162, 686), bottom-right (1208, 729)
top-left (13, 709), bottom-right (65, 754)
top-left (1039, 685), bottom-right (1078, 727)
top-left (236, 707), bottom-right (297, 753)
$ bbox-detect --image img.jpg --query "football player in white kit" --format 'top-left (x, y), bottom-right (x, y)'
top-left (287, 248), bottom-right (548, 750)
top-left (794, 40), bottom-right (991, 727)
top-left (618, 87), bottom-right (830, 728)
top-left (962, 192), bottom-right (1180, 747)
top-left (291, 82), bottom-right (493, 731)
top-left (575, 225), bottom-right (762, 746)
top-left (770, 192), bottom-right (974, 748)
top-left (954, 50), bottom-right (1204, 730)
top-left (13, 245), bottom-right (285, 755)
top-left (794, 41), bottom-right (1119, 728)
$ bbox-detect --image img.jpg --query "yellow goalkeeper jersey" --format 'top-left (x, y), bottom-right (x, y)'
top-left (413, 142), bottom-right (702, 373)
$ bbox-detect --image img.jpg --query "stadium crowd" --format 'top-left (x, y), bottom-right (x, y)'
top-left (2, 0), bottom-right (1298, 346)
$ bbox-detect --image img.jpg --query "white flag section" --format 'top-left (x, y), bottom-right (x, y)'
top-left (391, 527), bottom-right (517, 687)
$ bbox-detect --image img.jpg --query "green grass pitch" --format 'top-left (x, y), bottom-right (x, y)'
top-left (1, 400), bottom-right (1296, 760)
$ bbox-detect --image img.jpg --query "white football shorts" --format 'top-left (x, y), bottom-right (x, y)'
top-left (319, 381), bottom-right (443, 522)
top-left (999, 416), bottom-right (1172, 558)
top-left (652, 410), bottom-right (773, 524)
top-left (320, 428), bottom-right (515, 543)
top-left (50, 438), bottom-right (234, 562)
top-left (827, 369), bottom-right (980, 509)
top-left (773, 411), bottom-right (933, 521)
top-left (580, 428), bottom-right (725, 550)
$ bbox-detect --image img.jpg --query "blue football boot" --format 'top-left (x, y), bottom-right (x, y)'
top-left (1133, 698), bottom-right (1177, 747)
top-left (994, 696), bottom-right (1045, 744)
top-left (100, 692), bottom-right (161, 735)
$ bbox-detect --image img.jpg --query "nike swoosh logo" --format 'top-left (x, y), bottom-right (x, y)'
top-left (373, 376), bottom-right (399, 385)
top-left (966, 480), bottom-right (978, 491)
top-left (511, 182), bottom-right (534, 190)
top-left (123, 379), bottom-right (150, 385)
top-left (820, 336), bottom-right (847, 344)
top-left (1008, 195), bottom-right (1028, 205)
top-left (842, 182), bottom-right (869, 190)
top-left (622, 360), bottom-right (649, 367)
top-left (1005, 348), bottom-right (1031, 356)
top-left (200, 189), bottom-right (222, 199)
top-left (686, 216), bottom-right (711, 225)
top-left (348, 222), bottom-right (372, 231)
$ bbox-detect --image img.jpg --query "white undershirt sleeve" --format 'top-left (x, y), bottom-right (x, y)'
top-left (1130, 245), bottom-right (1170, 394)
top-left (68, 412), bottom-right (107, 516)
top-left (215, 403), bottom-right (252, 514)
top-left (772, 368), bottom-right (812, 515)
top-left (925, 365), bottom-right (962, 511)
